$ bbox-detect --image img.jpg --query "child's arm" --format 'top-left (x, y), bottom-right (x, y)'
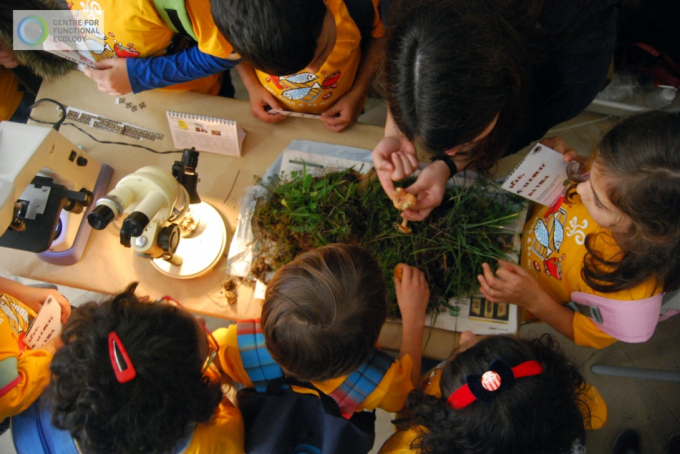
top-left (394, 264), bottom-right (430, 388)
top-left (477, 261), bottom-right (575, 341)
top-left (321, 37), bottom-right (385, 132)
top-left (235, 62), bottom-right (286, 124)
top-left (0, 277), bottom-right (71, 325)
top-left (83, 46), bottom-right (241, 95)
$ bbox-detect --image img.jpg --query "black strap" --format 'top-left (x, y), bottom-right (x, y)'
top-left (165, 9), bottom-right (196, 43)
top-left (344, 0), bottom-right (375, 47)
top-left (265, 376), bottom-right (344, 418)
top-left (430, 154), bottom-right (458, 179)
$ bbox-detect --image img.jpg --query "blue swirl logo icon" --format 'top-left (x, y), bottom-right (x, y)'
top-left (17, 15), bottom-right (49, 46)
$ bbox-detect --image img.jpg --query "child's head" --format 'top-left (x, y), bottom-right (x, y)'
top-left (262, 243), bottom-right (387, 381)
top-left (576, 111), bottom-right (680, 293)
top-left (408, 334), bottom-right (588, 454)
top-left (49, 284), bottom-right (222, 454)
top-left (211, 0), bottom-right (336, 75)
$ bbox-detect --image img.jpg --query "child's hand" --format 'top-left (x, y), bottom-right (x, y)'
top-left (0, 41), bottom-right (19, 68)
top-left (372, 136), bottom-right (419, 197)
top-left (41, 290), bottom-right (72, 325)
top-left (39, 332), bottom-right (65, 354)
top-left (248, 84), bottom-right (286, 124)
top-left (394, 264), bottom-right (430, 324)
top-left (540, 137), bottom-right (580, 163)
top-left (320, 90), bottom-right (363, 132)
top-left (84, 58), bottom-right (132, 95)
top-left (477, 261), bottom-right (550, 312)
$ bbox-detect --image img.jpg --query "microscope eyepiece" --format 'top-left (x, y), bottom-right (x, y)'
top-left (87, 205), bottom-right (115, 230)
top-left (122, 212), bottom-right (150, 237)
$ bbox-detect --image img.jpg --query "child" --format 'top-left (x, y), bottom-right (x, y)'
top-left (0, 276), bottom-right (70, 423)
top-left (17, 284), bottom-right (244, 454)
top-left (478, 111), bottom-right (680, 348)
top-left (379, 333), bottom-right (607, 454)
top-left (215, 243), bottom-right (430, 414)
top-left (64, 0), bottom-right (241, 95)
top-left (211, 0), bottom-right (385, 131)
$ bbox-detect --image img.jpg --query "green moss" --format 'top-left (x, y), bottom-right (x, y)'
top-left (252, 168), bottom-right (525, 317)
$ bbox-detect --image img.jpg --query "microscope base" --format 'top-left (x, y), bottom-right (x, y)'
top-left (38, 164), bottom-right (114, 265)
top-left (152, 202), bottom-right (227, 279)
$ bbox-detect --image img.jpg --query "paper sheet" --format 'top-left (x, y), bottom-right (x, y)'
top-left (24, 295), bottom-right (62, 349)
top-left (501, 144), bottom-right (577, 206)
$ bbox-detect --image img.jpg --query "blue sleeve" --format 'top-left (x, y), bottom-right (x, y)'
top-left (126, 46), bottom-right (241, 93)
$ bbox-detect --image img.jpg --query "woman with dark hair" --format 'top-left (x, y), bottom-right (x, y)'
top-left (12, 284), bottom-right (244, 454)
top-left (373, 0), bottom-right (619, 221)
top-left (379, 333), bottom-right (607, 454)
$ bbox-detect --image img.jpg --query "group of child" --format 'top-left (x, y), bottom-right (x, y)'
top-left (1, 0), bottom-right (680, 452)
top-left (2, 109), bottom-right (679, 451)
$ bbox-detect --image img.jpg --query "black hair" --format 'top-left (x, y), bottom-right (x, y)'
top-left (49, 283), bottom-right (223, 454)
top-left (407, 335), bottom-right (589, 454)
top-left (582, 111), bottom-right (680, 293)
top-left (382, 0), bottom-right (618, 173)
top-left (210, 0), bottom-right (327, 75)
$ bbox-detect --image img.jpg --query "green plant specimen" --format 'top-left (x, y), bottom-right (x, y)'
top-left (252, 167), bottom-right (525, 316)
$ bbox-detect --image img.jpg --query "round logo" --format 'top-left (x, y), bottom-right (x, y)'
top-left (17, 15), bottom-right (49, 47)
top-left (481, 371), bottom-right (501, 391)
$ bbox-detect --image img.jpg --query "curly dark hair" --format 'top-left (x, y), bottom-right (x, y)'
top-left (49, 283), bottom-right (223, 454)
top-left (582, 111), bottom-right (680, 294)
top-left (262, 243), bottom-right (388, 382)
top-left (407, 335), bottom-right (589, 454)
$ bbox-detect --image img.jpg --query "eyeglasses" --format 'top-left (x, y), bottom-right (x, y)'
top-left (158, 296), bottom-right (219, 374)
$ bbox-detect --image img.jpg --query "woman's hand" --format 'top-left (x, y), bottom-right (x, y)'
top-left (399, 160), bottom-right (449, 221)
top-left (372, 136), bottom-right (419, 196)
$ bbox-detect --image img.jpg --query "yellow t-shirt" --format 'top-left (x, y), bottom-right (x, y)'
top-left (67, 0), bottom-right (234, 94)
top-left (214, 324), bottom-right (413, 413)
top-left (255, 0), bottom-right (384, 114)
top-left (521, 194), bottom-right (661, 348)
top-left (0, 69), bottom-right (24, 121)
top-left (378, 365), bottom-right (607, 453)
top-left (0, 293), bottom-right (54, 421)
top-left (184, 369), bottom-right (244, 454)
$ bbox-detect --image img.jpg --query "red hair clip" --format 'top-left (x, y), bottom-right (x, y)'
top-left (447, 359), bottom-right (543, 409)
top-left (108, 331), bottom-right (136, 383)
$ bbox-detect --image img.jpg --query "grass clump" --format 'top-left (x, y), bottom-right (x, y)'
top-left (252, 167), bottom-right (525, 316)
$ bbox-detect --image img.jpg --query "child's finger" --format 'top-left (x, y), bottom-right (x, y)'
top-left (481, 263), bottom-right (501, 287)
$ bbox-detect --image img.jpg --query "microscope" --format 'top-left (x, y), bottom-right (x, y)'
top-left (87, 149), bottom-right (227, 279)
top-left (0, 122), bottom-right (113, 264)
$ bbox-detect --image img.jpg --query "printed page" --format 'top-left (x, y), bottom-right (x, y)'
top-left (502, 144), bottom-right (577, 206)
top-left (166, 112), bottom-right (244, 156)
top-left (279, 149), bottom-right (373, 178)
top-left (24, 295), bottom-right (62, 349)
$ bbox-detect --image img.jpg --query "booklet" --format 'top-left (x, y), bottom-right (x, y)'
top-left (268, 109), bottom-right (322, 120)
top-left (166, 111), bottom-right (246, 157)
top-left (23, 295), bottom-right (62, 350)
top-left (501, 144), bottom-right (579, 206)
top-left (44, 35), bottom-right (98, 71)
